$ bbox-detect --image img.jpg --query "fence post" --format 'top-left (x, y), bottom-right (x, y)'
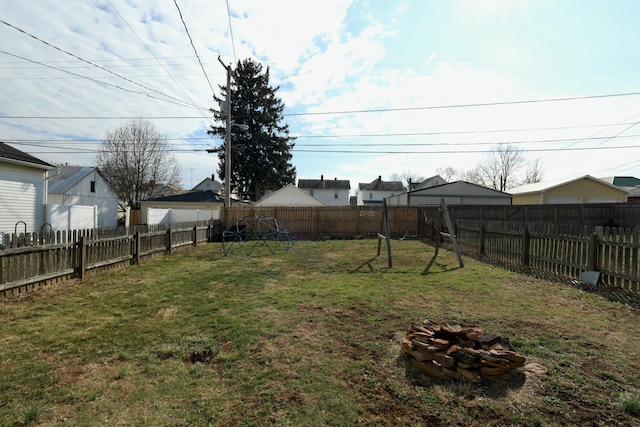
top-left (522, 226), bottom-right (530, 267)
top-left (78, 235), bottom-right (87, 280)
top-left (134, 232), bottom-right (141, 265)
top-left (589, 227), bottom-right (601, 271)
top-left (480, 224), bottom-right (485, 255)
top-left (167, 228), bottom-right (173, 254)
top-left (193, 225), bottom-right (198, 247)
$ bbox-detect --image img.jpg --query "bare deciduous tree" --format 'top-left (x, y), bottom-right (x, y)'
top-left (435, 167), bottom-right (457, 182)
top-left (520, 158), bottom-right (544, 185)
top-left (459, 166), bottom-right (487, 187)
top-left (390, 171), bottom-right (426, 189)
top-left (96, 119), bottom-right (181, 209)
top-left (459, 144), bottom-right (527, 191)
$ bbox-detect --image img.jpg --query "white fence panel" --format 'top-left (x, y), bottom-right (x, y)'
top-left (46, 205), bottom-right (97, 231)
top-left (146, 208), bottom-right (220, 225)
top-left (147, 208), bottom-right (171, 225)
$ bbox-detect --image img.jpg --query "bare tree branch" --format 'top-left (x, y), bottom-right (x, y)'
top-left (96, 119), bottom-right (182, 209)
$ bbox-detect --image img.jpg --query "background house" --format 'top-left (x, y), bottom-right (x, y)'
top-left (138, 190), bottom-right (223, 224)
top-left (48, 166), bottom-right (118, 229)
top-left (355, 176), bottom-right (404, 206)
top-left (386, 181), bottom-right (512, 206)
top-left (192, 175), bottom-right (223, 194)
top-left (410, 175), bottom-right (447, 191)
top-left (509, 175), bottom-right (628, 205)
top-left (600, 176), bottom-right (640, 203)
top-left (255, 183), bottom-right (326, 207)
top-left (0, 142), bottom-right (54, 233)
top-left (297, 175), bottom-right (350, 206)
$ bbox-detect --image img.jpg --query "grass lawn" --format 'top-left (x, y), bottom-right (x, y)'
top-left (1, 239), bottom-right (639, 426)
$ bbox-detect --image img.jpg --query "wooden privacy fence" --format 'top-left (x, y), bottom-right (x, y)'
top-left (225, 206), bottom-right (419, 239)
top-left (0, 222), bottom-right (219, 297)
top-left (439, 219), bottom-right (640, 294)
top-left (422, 202), bottom-right (640, 228)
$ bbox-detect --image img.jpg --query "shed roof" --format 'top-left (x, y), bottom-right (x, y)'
top-left (0, 142), bottom-right (54, 169)
top-left (407, 180), bottom-right (511, 198)
top-left (142, 190), bottom-right (223, 203)
top-left (508, 175), bottom-right (628, 195)
top-left (48, 166), bottom-right (96, 194)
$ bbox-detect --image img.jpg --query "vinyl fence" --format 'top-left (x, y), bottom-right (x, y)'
top-left (146, 207), bottom-right (221, 225)
top-left (0, 221), bottom-right (220, 297)
top-left (46, 204), bottom-right (98, 231)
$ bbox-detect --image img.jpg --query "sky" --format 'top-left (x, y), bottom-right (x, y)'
top-left (1, 0), bottom-right (640, 194)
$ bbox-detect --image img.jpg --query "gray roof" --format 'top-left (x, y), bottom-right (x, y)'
top-left (358, 176), bottom-right (404, 191)
top-left (408, 180), bottom-right (512, 197)
top-left (298, 177), bottom-right (350, 190)
top-left (412, 175), bottom-right (447, 191)
top-left (0, 142), bottom-right (54, 169)
top-left (142, 190), bottom-right (223, 203)
top-left (599, 176), bottom-right (640, 187)
top-left (48, 166), bottom-right (96, 194)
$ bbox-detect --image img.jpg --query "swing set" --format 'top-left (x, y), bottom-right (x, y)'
top-left (376, 198), bottom-right (463, 268)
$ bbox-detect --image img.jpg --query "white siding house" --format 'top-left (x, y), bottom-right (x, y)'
top-left (192, 175), bottom-right (223, 193)
top-left (298, 176), bottom-right (351, 206)
top-left (0, 142), bottom-right (54, 233)
top-left (48, 166), bottom-right (119, 228)
top-left (255, 183), bottom-right (326, 207)
top-left (356, 176), bottom-right (405, 206)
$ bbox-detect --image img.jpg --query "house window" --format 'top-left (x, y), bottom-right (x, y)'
top-left (90, 181), bottom-right (96, 193)
top-left (369, 193), bottom-right (373, 200)
top-left (334, 191), bottom-right (339, 199)
top-left (309, 190), bottom-right (314, 196)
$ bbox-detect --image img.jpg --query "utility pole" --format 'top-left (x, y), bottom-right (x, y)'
top-left (218, 56), bottom-right (232, 208)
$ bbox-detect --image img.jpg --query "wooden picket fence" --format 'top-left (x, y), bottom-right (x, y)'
top-left (0, 221), bottom-right (220, 297)
top-left (3, 204), bottom-right (640, 298)
top-left (433, 219), bottom-right (640, 294)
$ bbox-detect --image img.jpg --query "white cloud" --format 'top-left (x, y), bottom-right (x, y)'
top-left (1, 0), bottom-right (639, 190)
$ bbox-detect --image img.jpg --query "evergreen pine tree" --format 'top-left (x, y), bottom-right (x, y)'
top-left (208, 58), bottom-right (296, 201)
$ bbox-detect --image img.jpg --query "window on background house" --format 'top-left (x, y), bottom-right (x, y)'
top-left (309, 190), bottom-right (314, 196)
top-left (90, 181), bottom-right (96, 193)
top-left (369, 193), bottom-right (373, 200)
top-left (334, 191), bottom-right (339, 199)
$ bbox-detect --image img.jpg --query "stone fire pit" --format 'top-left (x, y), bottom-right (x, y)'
top-left (400, 320), bottom-right (527, 383)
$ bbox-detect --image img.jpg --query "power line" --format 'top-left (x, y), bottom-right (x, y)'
top-left (6, 127), bottom-right (640, 145)
top-left (295, 134), bottom-right (640, 147)
top-left (3, 87), bottom-right (640, 120)
top-left (0, 115), bottom-right (208, 119)
top-left (105, 0), bottom-right (213, 123)
top-left (225, 0), bottom-right (238, 63)
top-left (173, 0), bottom-right (215, 96)
top-left (15, 144), bottom-right (640, 156)
top-left (284, 91), bottom-right (640, 117)
top-left (291, 145), bottom-right (640, 155)
top-left (0, 18), bottom-right (204, 111)
top-left (5, 126), bottom-right (640, 145)
top-left (0, 50), bottom-right (206, 111)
